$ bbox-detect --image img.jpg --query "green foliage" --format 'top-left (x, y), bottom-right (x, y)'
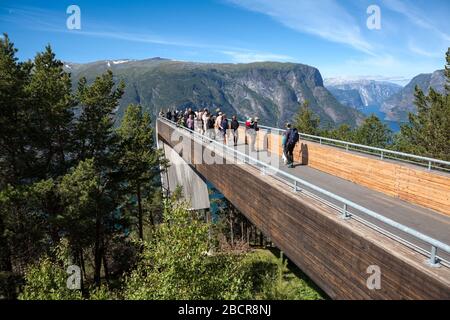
top-left (123, 200), bottom-right (252, 300)
top-left (88, 285), bottom-right (119, 300)
top-left (25, 45), bottom-right (75, 178)
top-left (353, 114), bottom-right (392, 148)
top-left (293, 101), bottom-right (320, 135)
top-left (0, 182), bottom-right (54, 271)
top-left (240, 250), bottom-right (324, 300)
top-left (18, 240), bottom-right (82, 300)
top-left (0, 33), bottom-right (33, 186)
top-left (75, 69), bottom-right (124, 164)
top-left (0, 271), bottom-right (22, 299)
top-left (58, 159), bottom-right (100, 252)
top-left (116, 104), bottom-right (166, 238)
top-left (323, 124), bottom-right (354, 141)
top-left (395, 50), bottom-right (450, 161)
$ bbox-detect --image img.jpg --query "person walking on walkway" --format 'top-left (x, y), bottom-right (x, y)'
top-left (282, 126), bottom-right (288, 164)
top-left (230, 115), bottom-right (239, 146)
top-left (285, 123), bottom-right (299, 168)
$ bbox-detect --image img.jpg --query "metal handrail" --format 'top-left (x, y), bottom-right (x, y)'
top-left (158, 117), bottom-right (450, 267)
top-left (238, 121), bottom-right (450, 171)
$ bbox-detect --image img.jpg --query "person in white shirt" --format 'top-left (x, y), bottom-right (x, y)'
top-left (215, 112), bottom-right (223, 139)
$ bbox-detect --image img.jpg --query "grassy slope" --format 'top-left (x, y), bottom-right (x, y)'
top-left (244, 248), bottom-right (326, 300)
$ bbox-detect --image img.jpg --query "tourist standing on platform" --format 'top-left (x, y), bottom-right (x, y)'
top-left (215, 112), bottom-right (223, 138)
top-left (245, 117), bottom-right (252, 145)
top-left (166, 109), bottom-right (173, 121)
top-left (230, 115), bottom-right (239, 146)
top-left (195, 110), bottom-right (204, 134)
top-left (202, 109), bottom-right (209, 134)
top-left (245, 118), bottom-right (257, 151)
top-left (205, 111), bottom-right (215, 140)
top-left (220, 114), bottom-right (229, 144)
top-left (254, 117), bottom-right (260, 150)
top-left (186, 114), bottom-right (195, 131)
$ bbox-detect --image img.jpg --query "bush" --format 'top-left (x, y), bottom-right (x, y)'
top-left (0, 271), bottom-right (23, 300)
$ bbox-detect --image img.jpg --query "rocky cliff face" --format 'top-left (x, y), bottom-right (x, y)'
top-left (66, 59), bottom-right (364, 128)
top-left (381, 70), bottom-right (445, 121)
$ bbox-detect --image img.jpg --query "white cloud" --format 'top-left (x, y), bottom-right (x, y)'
top-left (226, 0), bottom-right (374, 55)
top-left (220, 50), bottom-right (294, 63)
top-left (408, 42), bottom-right (442, 59)
top-left (381, 0), bottom-right (450, 42)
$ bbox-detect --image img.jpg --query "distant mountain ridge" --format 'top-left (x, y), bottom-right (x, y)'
top-left (325, 79), bottom-right (402, 111)
top-left (381, 70), bottom-right (445, 121)
top-left (65, 58), bottom-right (364, 128)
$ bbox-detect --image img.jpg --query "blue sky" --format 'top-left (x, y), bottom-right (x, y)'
top-left (1, 0), bottom-right (449, 85)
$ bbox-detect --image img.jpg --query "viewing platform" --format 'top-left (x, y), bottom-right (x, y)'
top-left (156, 117), bottom-right (450, 299)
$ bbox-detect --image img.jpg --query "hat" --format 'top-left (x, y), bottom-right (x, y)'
top-left (286, 122), bottom-right (291, 128)
top-left (255, 117), bottom-right (260, 121)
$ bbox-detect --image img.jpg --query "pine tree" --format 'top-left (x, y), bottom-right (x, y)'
top-left (0, 34), bottom-right (34, 273)
top-left (75, 70), bottom-right (125, 165)
top-left (58, 159), bottom-right (101, 287)
top-left (323, 124), bottom-right (354, 142)
top-left (74, 70), bottom-right (125, 285)
top-left (293, 101), bottom-right (320, 135)
top-left (0, 33), bottom-right (33, 186)
top-left (116, 104), bottom-right (165, 240)
top-left (396, 48), bottom-right (450, 161)
top-left (25, 45), bottom-right (75, 178)
top-left (353, 115), bottom-right (392, 148)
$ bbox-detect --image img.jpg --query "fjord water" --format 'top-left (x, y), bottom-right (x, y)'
top-left (361, 105), bottom-right (403, 132)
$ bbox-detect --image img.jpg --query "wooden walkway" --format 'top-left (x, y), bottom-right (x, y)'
top-left (275, 160), bottom-right (450, 261)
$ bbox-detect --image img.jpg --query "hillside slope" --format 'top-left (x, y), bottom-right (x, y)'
top-left (66, 59), bottom-right (364, 127)
top-left (381, 70), bottom-right (445, 121)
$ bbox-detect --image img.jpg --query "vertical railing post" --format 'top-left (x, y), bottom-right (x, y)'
top-left (293, 180), bottom-right (299, 192)
top-left (346, 143), bottom-right (349, 151)
top-left (428, 246), bottom-right (440, 267)
top-left (380, 151), bottom-right (384, 160)
top-left (428, 161), bottom-right (432, 171)
top-left (341, 203), bottom-right (350, 220)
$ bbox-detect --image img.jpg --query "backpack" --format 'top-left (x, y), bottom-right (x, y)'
top-left (287, 128), bottom-right (299, 146)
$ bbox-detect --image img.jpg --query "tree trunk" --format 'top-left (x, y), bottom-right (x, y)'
top-left (80, 249), bottom-right (86, 281)
top-left (137, 184), bottom-right (143, 240)
top-left (246, 221), bottom-right (250, 245)
top-left (102, 249), bottom-right (109, 283)
top-left (229, 214), bottom-right (234, 247)
top-left (77, 249), bottom-right (85, 294)
top-left (94, 213), bottom-right (102, 286)
top-left (0, 216), bottom-right (12, 272)
top-left (260, 230), bottom-right (263, 247)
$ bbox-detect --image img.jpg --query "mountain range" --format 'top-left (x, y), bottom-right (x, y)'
top-left (65, 58), bottom-right (364, 128)
top-left (324, 79), bottom-right (402, 111)
top-left (381, 70), bottom-right (445, 121)
top-left (325, 71), bottom-right (446, 123)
